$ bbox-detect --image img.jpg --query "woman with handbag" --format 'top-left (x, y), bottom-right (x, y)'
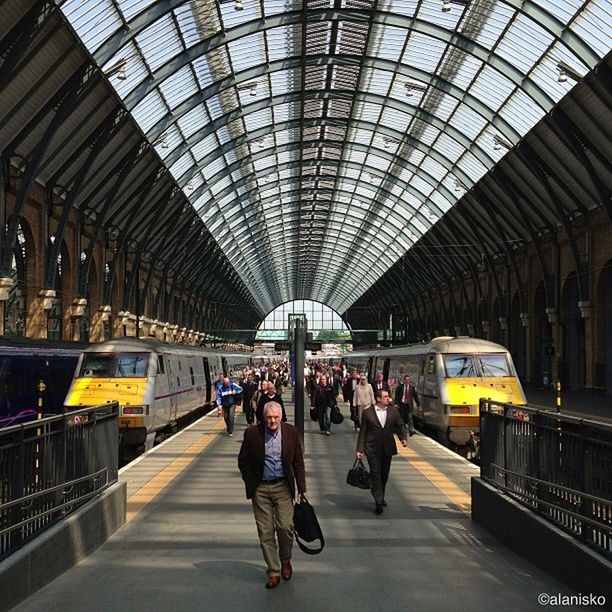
top-left (311, 374), bottom-right (337, 435)
top-left (352, 375), bottom-right (375, 432)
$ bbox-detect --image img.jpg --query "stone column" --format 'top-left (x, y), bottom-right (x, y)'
top-left (90, 305), bottom-right (111, 342)
top-left (0, 276), bottom-right (13, 335)
top-left (578, 301), bottom-right (593, 389)
top-left (520, 312), bottom-right (531, 384)
top-left (545, 307), bottom-right (560, 381)
top-left (27, 289), bottom-right (56, 339)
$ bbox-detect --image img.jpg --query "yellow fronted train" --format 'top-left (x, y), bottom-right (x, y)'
top-left (64, 337), bottom-right (253, 452)
top-left (343, 337), bottom-right (526, 456)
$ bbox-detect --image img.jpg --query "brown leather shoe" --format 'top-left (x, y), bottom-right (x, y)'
top-left (265, 576), bottom-right (281, 589)
top-left (281, 561), bottom-right (293, 581)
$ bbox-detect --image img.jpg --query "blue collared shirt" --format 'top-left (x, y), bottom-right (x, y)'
top-left (262, 426), bottom-right (285, 480)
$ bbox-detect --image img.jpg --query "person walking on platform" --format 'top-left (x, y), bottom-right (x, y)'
top-left (241, 372), bottom-right (258, 426)
top-left (356, 388), bottom-right (407, 514)
top-left (353, 375), bottom-right (375, 432)
top-left (371, 372), bottom-right (390, 395)
top-left (216, 377), bottom-right (243, 437)
top-left (342, 371), bottom-right (360, 424)
top-left (256, 380), bottom-right (287, 424)
top-left (238, 401), bottom-right (307, 589)
top-left (312, 374), bottom-right (337, 435)
top-left (394, 374), bottom-right (419, 436)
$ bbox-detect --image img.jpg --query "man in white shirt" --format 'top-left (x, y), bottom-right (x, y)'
top-left (356, 389), bottom-right (407, 514)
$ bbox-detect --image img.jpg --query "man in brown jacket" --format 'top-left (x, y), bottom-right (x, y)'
top-left (238, 401), bottom-right (306, 589)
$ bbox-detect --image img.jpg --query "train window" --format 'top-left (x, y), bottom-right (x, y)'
top-left (478, 354), bottom-right (511, 377)
top-left (190, 367), bottom-right (195, 386)
top-left (78, 353), bottom-right (149, 377)
top-left (443, 354), bottom-right (476, 378)
top-left (427, 355), bottom-right (436, 375)
top-left (158, 355), bottom-right (165, 374)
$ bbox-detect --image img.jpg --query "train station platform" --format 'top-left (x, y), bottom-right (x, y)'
top-left (13, 395), bottom-right (587, 612)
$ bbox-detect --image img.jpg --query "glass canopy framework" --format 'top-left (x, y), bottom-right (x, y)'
top-left (59, 0), bottom-right (609, 315)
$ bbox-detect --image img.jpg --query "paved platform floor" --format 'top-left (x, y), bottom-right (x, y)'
top-left (14, 394), bottom-right (584, 612)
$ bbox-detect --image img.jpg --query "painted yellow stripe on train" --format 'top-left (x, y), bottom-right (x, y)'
top-left (397, 443), bottom-right (471, 515)
top-left (125, 416), bottom-right (225, 523)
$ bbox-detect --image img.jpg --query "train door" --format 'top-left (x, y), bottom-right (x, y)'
top-left (367, 357), bottom-right (375, 383)
top-left (202, 357), bottom-right (211, 403)
top-left (382, 358), bottom-right (391, 386)
top-left (222, 357), bottom-right (228, 376)
top-left (422, 353), bottom-right (439, 425)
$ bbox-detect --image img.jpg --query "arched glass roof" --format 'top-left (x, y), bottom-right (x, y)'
top-left (58, 0), bottom-right (610, 314)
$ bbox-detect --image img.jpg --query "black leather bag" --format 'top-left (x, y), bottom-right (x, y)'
top-left (309, 406), bottom-right (319, 421)
top-left (346, 458), bottom-right (371, 490)
top-left (293, 498), bottom-right (325, 555)
top-left (330, 406), bottom-right (344, 424)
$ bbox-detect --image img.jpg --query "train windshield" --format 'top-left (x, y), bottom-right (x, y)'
top-left (443, 355), bottom-right (477, 377)
top-left (477, 354), bottom-right (511, 377)
top-left (78, 353), bottom-right (149, 378)
top-left (443, 353), bottom-right (512, 378)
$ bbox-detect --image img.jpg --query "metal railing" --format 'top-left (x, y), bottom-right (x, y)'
top-left (0, 403), bottom-right (119, 561)
top-left (480, 399), bottom-right (612, 560)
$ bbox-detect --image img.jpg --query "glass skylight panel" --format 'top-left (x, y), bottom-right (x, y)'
top-left (421, 157), bottom-right (446, 183)
top-left (224, 148), bottom-right (239, 166)
top-left (267, 25), bottom-right (298, 62)
top-left (430, 189), bottom-right (453, 215)
top-left (60, 0), bottom-right (121, 52)
top-left (495, 14), bottom-right (554, 74)
top-left (131, 89), bottom-right (167, 133)
top-left (417, 0), bottom-right (462, 29)
top-left (191, 133), bottom-right (219, 161)
top-left (206, 94), bottom-right (227, 121)
top-left (362, 68), bottom-right (394, 95)
top-left (396, 166), bottom-right (414, 185)
top-left (434, 132), bottom-right (462, 163)
top-left (449, 104), bottom-right (488, 140)
top-left (228, 33), bottom-right (265, 72)
top-left (457, 150), bottom-right (488, 182)
top-left (192, 56), bottom-right (215, 90)
top-left (211, 175), bottom-right (232, 197)
top-left (159, 66), bottom-right (198, 110)
top-left (177, 105), bottom-right (209, 140)
top-left (116, 0), bottom-right (156, 22)
top-left (411, 214), bottom-right (429, 236)
top-left (136, 14), bottom-right (182, 73)
top-left (499, 89), bottom-right (546, 134)
top-left (447, 53), bottom-right (482, 91)
top-left (244, 108), bottom-right (273, 131)
top-left (220, 0), bottom-right (261, 29)
top-left (469, 65), bottom-right (515, 111)
top-left (347, 128), bottom-right (373, 146)
top-left (412, 176), bottom-right (435, 199)
top-left (169, 150), bottom-right (194, 181)
top-left (379, 106), bottom-right (412, 131)
top-left (572, 0), bottom-right (612, 57)
top-left (468, 2), bottom-right (514, 51)
top-left (401, 32), bottom-right (446, 73)
top-left (202, 155), bottom-right (227, 181)
top-left (253, 156), bottom-right (275, 171)
top-left (369, 25), bottom-right (406, 62)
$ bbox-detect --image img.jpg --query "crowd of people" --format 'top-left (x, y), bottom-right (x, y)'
top-left (227, 359), bottom-right (420, 588)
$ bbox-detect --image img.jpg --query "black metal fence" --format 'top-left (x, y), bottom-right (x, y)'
top-left (479, 400), bottom-right (612, 560)
top-left (0, 403), bottom-right (119, 561)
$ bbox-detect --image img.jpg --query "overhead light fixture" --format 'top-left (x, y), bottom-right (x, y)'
top-left (104, 58), bottom-right (127, 80)
top-left (493, 134), bottom-right (513, 151)
top-left (556, 60), bottom-right (581, 84)
top-left (442, 0), bottom-right (451, 11)
top-left (250, 83), bottom-right (258, 96)
top-left (154, 133), bottom-right (169, 148)
top-left (234, 0), bottom-right (243, 10)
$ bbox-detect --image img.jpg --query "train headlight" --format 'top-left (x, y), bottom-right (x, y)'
top-left (445, 405), bottom-right (472, 414)
top-left (122, 405), bottom-right (150, 415)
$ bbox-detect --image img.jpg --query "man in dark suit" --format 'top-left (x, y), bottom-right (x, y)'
top-left (256, 380), bottom-right (287, 424)
top-left (342, 371), bottom-right (359, 422)
top-left (371, 372), bottom-right (390, 395)
top-left (356, 388), bottom-right (407, 514)
top-left (394, 374), bottom-right (420, 436)
top-left (238, 401), bottom-right (306, 589)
